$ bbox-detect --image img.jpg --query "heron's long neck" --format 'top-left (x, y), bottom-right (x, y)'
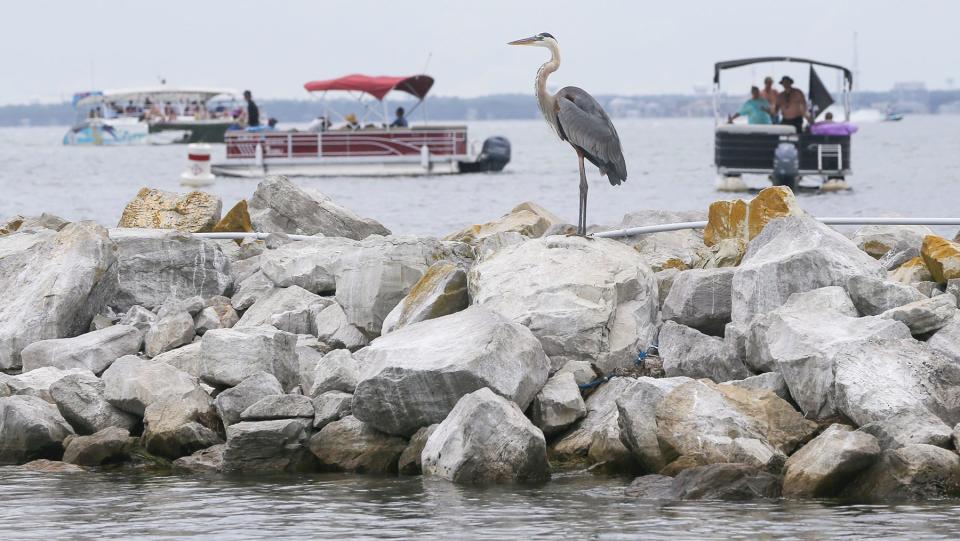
top-left (535, 42), bottom-right (561, 133)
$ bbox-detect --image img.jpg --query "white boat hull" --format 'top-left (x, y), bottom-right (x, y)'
top-left (212, 157), bottom-right (461, 178)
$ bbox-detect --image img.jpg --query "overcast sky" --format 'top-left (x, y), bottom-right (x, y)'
top-left (2, 0), bottom-right (957, 105)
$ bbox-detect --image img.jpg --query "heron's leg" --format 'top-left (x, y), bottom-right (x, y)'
top-left (577, 151), bottom-right (588, 235)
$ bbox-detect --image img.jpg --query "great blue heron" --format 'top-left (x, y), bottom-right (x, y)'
top-left (509, 32), bottom-right (627, 236)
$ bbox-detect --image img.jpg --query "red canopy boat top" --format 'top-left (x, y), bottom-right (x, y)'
top-left (303, 74), bottom-right (435, 101)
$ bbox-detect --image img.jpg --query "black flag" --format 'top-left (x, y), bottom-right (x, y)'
top-left (808, 66), bottom-right (834, 119)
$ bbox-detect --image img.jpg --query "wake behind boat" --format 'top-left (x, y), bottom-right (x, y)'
top-left (211, 74), bottom-right (510, 178)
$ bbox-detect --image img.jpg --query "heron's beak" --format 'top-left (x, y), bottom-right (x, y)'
top-left (508, 36), bottom-right (539, 46)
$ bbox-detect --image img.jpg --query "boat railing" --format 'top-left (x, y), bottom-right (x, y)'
top-left (224, 127), bottom-right (468, 160)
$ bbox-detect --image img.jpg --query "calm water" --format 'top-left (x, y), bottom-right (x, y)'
top-left (1, 116), bottom-right (959, 236)
top-left (2, 467), bottom-right (960, 540)
top-left (3, 116), bottom-right (960, 539)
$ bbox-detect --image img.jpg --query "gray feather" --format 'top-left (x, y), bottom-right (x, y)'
top-left (554, 86), bottom-right (627, 185)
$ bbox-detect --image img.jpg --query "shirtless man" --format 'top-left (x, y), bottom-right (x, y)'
top-left (760, 76), bottom-right (779, 117)
top-left (774, 76), bottom-right (807, 133)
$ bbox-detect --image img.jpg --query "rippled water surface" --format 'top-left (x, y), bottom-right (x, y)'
top-left (3, 117), bottom-right (960, 538)
top-left (2, 467), bottom-right (960, 540)
top-left (1, 116), bottom-right (959, 236)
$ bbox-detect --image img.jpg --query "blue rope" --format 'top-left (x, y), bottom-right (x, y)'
top-left (577, 342), bottom-right (659, 390)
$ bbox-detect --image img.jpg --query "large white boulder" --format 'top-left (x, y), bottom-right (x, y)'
top-left (199, 326), bottom-right (299, 390)
top-left (101, 355), bottom-right (202, 416)
top-left (352, 306), bottom-right (550, 436)
top-left (20, 325), bottom-right (142, 375)
top-left (248, 175), bottom-right (390, 239)
top-left (142, 388), bottom-right (221, 458)
top-left (550, 377), bottom-right (641, 470)
top-left (0, 395), bottom-right (74, 464)
top-left (616, 376), bottom-right (693, 473)
top-left (214, 372), bottom-right (284, 426)
top-left (221, 418), bottom-right (315, 473)
top-left (0, 222), bottom-right (117, 370)
top-left (528, 372), bottom-right (585, 437)
top-left (852, 224), bottom-right (933, 259)
top-left (234, 285), bottom-right (331, 333)
top-left (381, 262), bottom-right (468, 334)
top-left (782, 424), bottom-right (881, 498)
top-left (846, 275), bottom-right (927, 316)
top-left (658, 321), bottom-right (750, 382)
top-left (422, 388), bottom-right (550, 484)
top-left (469, 235), bottom-right (658, 373)
top-left (108, 228), bottom-right (231, 312)
top-left (732, 217), bottom-right (883, 324)
top-left (661, 267), bottom-right (735, 335)
top-left (49, 372), bottom-right (139, 435)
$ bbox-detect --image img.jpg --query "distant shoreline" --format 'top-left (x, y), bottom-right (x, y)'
top-left (3, 89), bottom-right (959, 127)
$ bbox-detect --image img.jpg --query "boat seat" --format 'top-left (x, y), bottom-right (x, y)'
top-left (715, 124), bottom-right (797, 135)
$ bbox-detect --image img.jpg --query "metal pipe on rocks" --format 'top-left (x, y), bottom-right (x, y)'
top-left (190, 217), bottom-right (960, 242)
top-left (592, 217), bottom-right (960, 239)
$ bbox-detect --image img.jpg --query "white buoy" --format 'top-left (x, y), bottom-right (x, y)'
top-left (180, 143), bottom-right (215, 187)
top-left (420, 145), bottom-right (430, 171)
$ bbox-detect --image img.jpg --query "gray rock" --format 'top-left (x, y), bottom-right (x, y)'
top-left (842, 444), bottom-right (960, 501)
top-left (929, 315), bottom-right (960, 363)
top-left (0, 223), bottom-right (117, 370)
top-left (231, 271), bottom-right (277, 312)
top-left (529, 372), bottom-right (586, 437)
top-left (659, 321), bottom-right (749, 382)
top-left (847, 275), bottom-right (927, 316)
top-left (20, 459), bottom-right (85, 473)
top-left (172, 443), bottom-right (224, 473)
top-left (719, 372), bottom-right (792, 403)
top-left (101, 355), bottom-right (201, 416)
top-left (381, 262), bottom-right (468, 334)
top-left (20, 325), bottom-right (142, 375)
top-left (858, 412), bottom-right (953, 449)
top-left (235, 285), bottom-right (330, 334)
top-left (221, 418), bottom-right (315, 473)
top-left (248, 175), bottom-right (390, 239)
top-left (834, 338), bottom-right (960, 440)
top-left (469, 235), bottom-right (659, 374)
top-left (62, 426), bottom-right (134, 466)
top-left (3, 367), bottom-right (93, 403)
top-left (312, 391), bottom-right (353, 429)
top-left (306, 350), bottom-right (359, 396)
top-left (610, 210), bottom-right (707, 272)
top-left (878, 293), bottom-right (957, 335)
top-left (157, 296), bottom-right (206, 318)
top-left (88, 314), bottom-right (115, 332)
top-left (616, 377), bottom-right (693, 473)
top-left (745, 287), bottom-right (912, 419)
top-left (308, 415), bottom-right (407, 473)
top-left (214, 372), bottom-right (284, 427)
top-left (118, 306), bottom-right (157, 334)
top-left (108, 228), bottom-right (231, 312)
top-left (782, 424), bottom-right (881, 497)
top-left (912, 281), bottom-right (942, 297)
top-left (398, 424), bottom-right (437, 475)
top-left (18, 213), bottom-right (70, 233)
top-left (151, 342), bottom-right (203, 378)
top-left (656, 380), bottom-right (817, 473)
top-left (352, 306), bottom-right (550, 436)
top-left (49, 372), bottom-right (138, 435)
top-left (624, 474), bottom-right (676, 499)
top-left (142, 388), bottom-right (221, 458)
top-left (312, 303), bottom-right (369, 351)
top-left (551, 377), bottom-right (641, 471)
top-left (732, 217), bottom-right (883, 324)
top-left (144, 312), bottom-right (195, 358)
top-left (852, 224), bottom-right (932, 258)
top-left (655, 268), bottom-right (681, 310)
top-left (0, 395), bottom-right (74, 464)
top-left (422, 388), bottom-right (550, 484)
top-left (199, 326), bottom-right (298, 390)
top-left (241, 394), bottom-right (315, 421)
top-left (556, 360), bottom-right (597, 386)
top-left (194, 304), bottom-right (239, 335)
top-left (670, 463), bottom-right (782, 500)
top-left (878, 247), bottom-right (920, 272)
top-left (661, 267), bottom-right (735, 336)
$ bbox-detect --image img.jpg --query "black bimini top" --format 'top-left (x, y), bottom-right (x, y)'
top-left (714, 57), bottom-right (853, 86)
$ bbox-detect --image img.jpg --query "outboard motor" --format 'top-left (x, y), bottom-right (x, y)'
top-left (460, 136), bottom-right (511, 173)
top-left (772, 142), bottom-right (799, 190)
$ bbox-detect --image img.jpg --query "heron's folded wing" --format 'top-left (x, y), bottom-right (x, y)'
top-left (556, 88), bottom-right (627, 182)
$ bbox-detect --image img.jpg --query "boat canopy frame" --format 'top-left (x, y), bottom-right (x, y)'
top-left (74, 87), bottom-right (241, 108)
top-left (712, 56), bottom-right (853, 122)
top-left (303, 74), bottom-right (435, 126)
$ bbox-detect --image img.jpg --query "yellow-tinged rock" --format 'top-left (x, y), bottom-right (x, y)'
top-left (889, 256), bottom-right (933, 284)
top-left (118, 187), bottom-right (222, 232)
top-left (703, 186), bottom-right (803, 256)
top-left (212, 200), bottom-right (254, 233)
top-left (921, 235), bottom-right (960, 283)
top-left (444, 201), bottom-right (563, 244)
top-left (0, 215), bottom-right (25, 236)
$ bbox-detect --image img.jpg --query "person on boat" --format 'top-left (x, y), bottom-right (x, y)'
top-left (774, 76), bottom-right (808, 133)
top-left (390, 107), bottom-right (408, 128)
top-left (760, 77), bottom-right (779, 119)
top-left (243, 90), bottom-right (260, 127)
top-left (306, 116), bottom-right (330, 132)
top-left (728, 86), bottom-right (772, 124)
top-left (267, 117), bottom-right (278, 130)
top-left (342, 113), bottom-right (360, 130)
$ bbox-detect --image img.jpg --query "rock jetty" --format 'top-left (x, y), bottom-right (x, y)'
top-left (2, 177), bottom-right (960, 502)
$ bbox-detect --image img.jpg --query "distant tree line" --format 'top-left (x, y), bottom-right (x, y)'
top-left (2, 90), bottom-right (959, 127)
